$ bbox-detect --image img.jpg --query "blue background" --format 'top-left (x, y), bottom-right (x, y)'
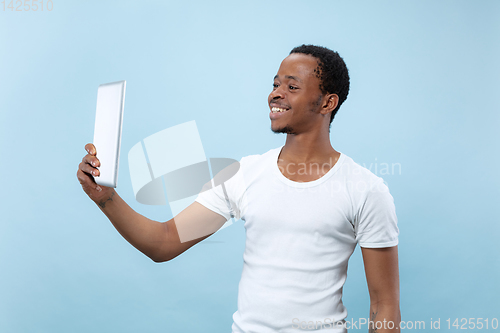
top-left (1, 0), bottom-right (499, 332)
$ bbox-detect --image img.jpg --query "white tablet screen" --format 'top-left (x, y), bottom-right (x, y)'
top-left (93, 80), bottom-right (126, 188)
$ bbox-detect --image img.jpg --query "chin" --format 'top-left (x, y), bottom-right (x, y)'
top-left (271, 125), bottom-right (296, 135)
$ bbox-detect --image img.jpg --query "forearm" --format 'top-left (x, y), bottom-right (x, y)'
top-left (361, 246), bottom-right (400, 333)
top-left (78, 144), bottom-right (178, 262)
top-left (95, 190), bottom-right (169, 262)
top-left (368, 301), bottom-right (401, 333)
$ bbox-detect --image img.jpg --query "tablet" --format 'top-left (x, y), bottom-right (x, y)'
top-left (92, 80), bottom-right (126, 188)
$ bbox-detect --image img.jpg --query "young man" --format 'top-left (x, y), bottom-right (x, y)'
top-left (78, 45), bottom-right (400, 332)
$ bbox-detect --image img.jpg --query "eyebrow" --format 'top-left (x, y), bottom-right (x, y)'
top-left (274, 74), bottom-right (303, 83)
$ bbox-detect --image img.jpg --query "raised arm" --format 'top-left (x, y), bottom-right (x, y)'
top-left (77, 143), bottom-right (227, 262)
top-left (361, 246), bottom-right (401, 333)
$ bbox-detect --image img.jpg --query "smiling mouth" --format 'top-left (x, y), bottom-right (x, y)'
top-left (271, 107), bottom-right (289, 113)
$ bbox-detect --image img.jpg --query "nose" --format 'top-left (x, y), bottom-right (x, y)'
top-left (269, 86), bottom-right (285, 101)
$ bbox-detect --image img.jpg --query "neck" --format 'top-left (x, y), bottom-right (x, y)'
top-left (280, 129), bottom-right (338, 163)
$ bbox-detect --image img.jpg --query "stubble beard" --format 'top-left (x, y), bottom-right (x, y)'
top-left (271, 125), bottom-right (297, 135)
top-left (269, 94), bottom-right (323, 136)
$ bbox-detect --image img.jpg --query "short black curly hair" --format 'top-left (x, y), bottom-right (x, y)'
top-left (290, 44), bottom-right (350, 123)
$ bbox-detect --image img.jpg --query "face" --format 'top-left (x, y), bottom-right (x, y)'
top-left (268, 53), bottom-right (325, 134)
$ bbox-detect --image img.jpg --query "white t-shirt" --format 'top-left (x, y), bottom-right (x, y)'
top-left (195, 146), bottom-right (399, 333)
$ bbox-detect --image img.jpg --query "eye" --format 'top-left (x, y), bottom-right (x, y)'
top-left (289, 85), bottom-right (298, 90)
top-left (272, 83), bottom-right (279, 89)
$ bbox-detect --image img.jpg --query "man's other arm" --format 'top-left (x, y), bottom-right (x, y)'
top-left (77, 143), bottom-right (227, 262)
top-left (361, 246), bottom-right (401, 333)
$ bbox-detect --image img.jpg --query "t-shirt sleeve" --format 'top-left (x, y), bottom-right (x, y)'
top-left (354, 179), bottom-right (399, 248)
top-left (194, 158), bottom-right (245, 221)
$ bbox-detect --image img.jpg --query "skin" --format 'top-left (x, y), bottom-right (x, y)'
top-left (269, 53), bottom-right (341, 182)
top-left (77, 52), bottom-right (400, 332)
top-left (363, 246), bottom-right (401, 333)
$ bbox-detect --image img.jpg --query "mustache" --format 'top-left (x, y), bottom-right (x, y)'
top-left (269, 98), bottom-right (290, 109)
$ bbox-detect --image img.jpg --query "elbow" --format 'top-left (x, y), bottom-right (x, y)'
top-left (149, 253), bottom-right (172, 263)
top-left (147, 249), bottom-right (173, 263)
top-left (150, 250), bottom-right (183, 263)
top-left (148, 222), bottom-right (174, 263)
top-left (151, 257), bottom-right (168, 263)
top-left (152, 257), bottom-right (172, 263)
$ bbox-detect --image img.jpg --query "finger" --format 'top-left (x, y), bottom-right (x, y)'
top-left (79, 161), bottom-right (100, 177)
top-left (85, 143), bottom-right (97, 156)
top-left (77, 169), bottom-right (102, 192)
top-left (81, 154), bottom-right (101, 168)
top-left (76, 169), bottom-right (96, 185)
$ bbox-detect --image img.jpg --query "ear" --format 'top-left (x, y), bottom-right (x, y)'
top-left (320, 94), bottom-right (339, 116)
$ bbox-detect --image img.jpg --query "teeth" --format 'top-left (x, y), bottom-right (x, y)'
top-left (271, 107), bottom-right (287, 113)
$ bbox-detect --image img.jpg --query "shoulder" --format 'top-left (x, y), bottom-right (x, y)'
top-left (229, 146), bottom-right (281, 187)
top-left (240, 146), bottom-right (281, 162)
top-left (239, 146), bottom-right (281, 170)
top-left (336, 154), bottom-right (394, 211)
top-left (338, 154), bottom-right (387, 191)
top-left (339, 156), bottom-right (398, 242)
